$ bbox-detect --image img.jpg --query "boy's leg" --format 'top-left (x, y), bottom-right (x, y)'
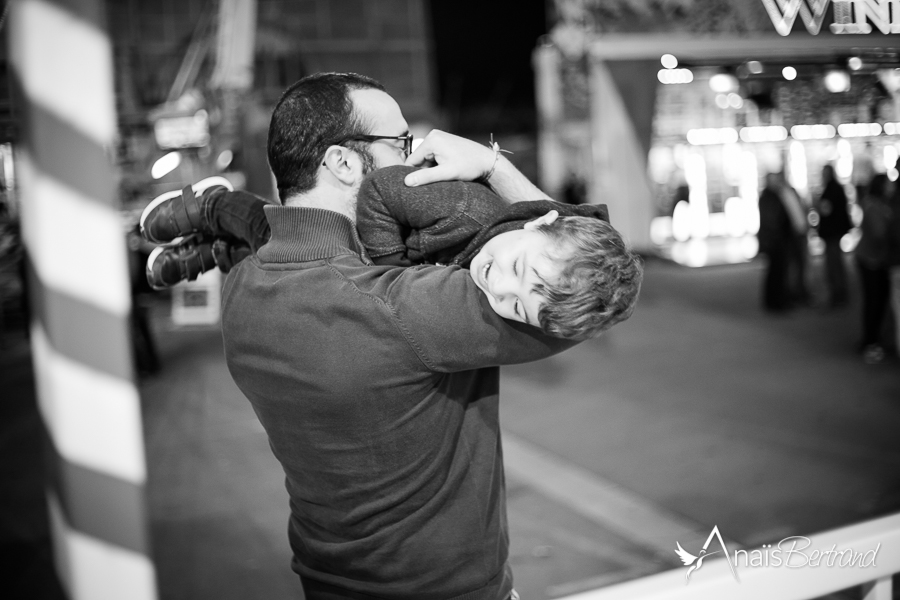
top-left (211, 238), bottom-right (252, 271)
top-left (141, 177), bottom-right (271, 288)
top-left (203, 188), bottom-right (271, 252)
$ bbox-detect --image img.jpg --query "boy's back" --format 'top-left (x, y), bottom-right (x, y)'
top-left (357, 165), bottom-right (609, 267)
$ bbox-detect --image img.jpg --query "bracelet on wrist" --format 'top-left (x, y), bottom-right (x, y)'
top-left (480, 134), bottom-right (512, 184)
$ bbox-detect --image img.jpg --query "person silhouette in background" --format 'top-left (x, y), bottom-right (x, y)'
top-left (758, 172), bottom-right (794, 312)
top-left (856, 173), bottom-right (895, 363)
top-left (561, 171), bottom-right (587, 205)
top-left (780, 175), bottom-right (811, 307)
top-left (816, 164), bottom-right (852, 308)
top-left (888, 172), bottom-right (900, 357)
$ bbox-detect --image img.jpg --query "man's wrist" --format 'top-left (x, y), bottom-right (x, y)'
top-left (478, 139), bottom-right (502, 185)
top-left (484, 154), bottom-right (509, 187)
top-left (487, 155), bottom-right (553, 204)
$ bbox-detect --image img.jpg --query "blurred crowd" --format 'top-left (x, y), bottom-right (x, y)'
top-left (757, 163), bottom-right (900, 364)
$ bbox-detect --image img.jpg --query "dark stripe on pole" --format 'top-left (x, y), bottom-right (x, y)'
top-left (18, 87), bottom-right (117, 208)
top-left (26, 257), bottom-right (135, 382)
top-left (43, 424), bottom-right (150, 555)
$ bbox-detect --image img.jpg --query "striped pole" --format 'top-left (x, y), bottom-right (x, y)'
top-left (9, 1), bottom-right (157, 599)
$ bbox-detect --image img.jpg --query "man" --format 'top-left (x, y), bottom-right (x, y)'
top-left (816, 164), bottom-right (851, 308)
top-left (779, 174), bottom-right (811, 307)
top-left (220, 73), bottom-right (574, 599)
top-left (758, 172), bottom-right (794, 311)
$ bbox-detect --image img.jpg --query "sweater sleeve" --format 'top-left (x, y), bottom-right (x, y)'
top-left (382, 262), bottom-right (576, 373)
top-left (357, 165), bottom-right (506, 264)
top-left (356, 168), bottom-right (413, 261)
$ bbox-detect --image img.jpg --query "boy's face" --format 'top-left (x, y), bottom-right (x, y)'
top-left (468, 211), bottom-right (566, 326)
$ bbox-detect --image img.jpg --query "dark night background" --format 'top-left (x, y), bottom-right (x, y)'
top-left (429, 0), bottom-right (549, 134)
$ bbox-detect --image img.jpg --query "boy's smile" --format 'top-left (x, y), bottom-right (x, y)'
top-left (468, 211), bottom-right (566, 326)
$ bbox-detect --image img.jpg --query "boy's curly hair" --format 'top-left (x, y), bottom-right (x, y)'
top-left (532, 216), bottom-right (643, 340)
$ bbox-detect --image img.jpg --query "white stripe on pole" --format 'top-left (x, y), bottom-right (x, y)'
top-left (17, 151), bottom-right (131, 317)
top-left (47, 493), bottom-right (158, 600)
top-left (9, 0), bottom-right (116, 146)
top-left (31, 322), bottom-right (147, 483)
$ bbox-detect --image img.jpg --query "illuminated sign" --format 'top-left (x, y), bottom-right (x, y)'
top-left (762, 0), bottom-right (900, 35)
top-left (153, 110), bottom-right (210, 149)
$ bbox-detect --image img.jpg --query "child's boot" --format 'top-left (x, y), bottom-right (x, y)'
top-left (140, 176), bottom-right (233, 243)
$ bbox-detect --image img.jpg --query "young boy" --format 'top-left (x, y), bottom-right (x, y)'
top-left (142, 166), bottom-right (642, 340)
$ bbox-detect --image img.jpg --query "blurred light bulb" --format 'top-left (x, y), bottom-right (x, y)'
top-left (782, 66), bottom-right (797, 80)
top-left (836, 138), bottom-right (853, 180)
top-left (715, 94), bottom-right (729, 109)
top-left (661, 53), bottom-right (678, 69)
top-left (824, 70), bottom-right (851, 93)
top-left (216, 149), bottom-right (233, 171)
top-left (747, 61), bottom-right (764, 74)
top-left (672, 201), bottom-right (691, 242)
top-left (848, 56), bottom-right (862, 71)
top-left (724, 197), bottom-right (746, 237)
top-left (709, 73), bottom-right (739, 93)
top-left (650, 217), bottom-right (673, 245)
top-left (884, 145), bottom-right (899, 172)
top-left (151, 151), bottom-right (181, 179)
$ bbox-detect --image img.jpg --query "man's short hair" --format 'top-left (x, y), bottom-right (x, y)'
top-left (533, 217), bottom-right (643, 341)
top-left (268, 72), bottom-right (385, 201)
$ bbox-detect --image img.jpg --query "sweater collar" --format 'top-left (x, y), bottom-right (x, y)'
top-left (257, 206), bottom-right (371, 264)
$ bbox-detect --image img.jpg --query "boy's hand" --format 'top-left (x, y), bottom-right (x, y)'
top-left (403, 130), bottom-right (495, 187)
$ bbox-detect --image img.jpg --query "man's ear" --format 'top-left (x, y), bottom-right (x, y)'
top-left (523, 209), bottom-right (559, 231)
top-left (321, 146), bottom-right (364, 186)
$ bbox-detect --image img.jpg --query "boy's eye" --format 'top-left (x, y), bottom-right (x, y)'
top-left (515, 299), bottom-right (524, 321)
top-left (513, 259), bottom-right (519, 276)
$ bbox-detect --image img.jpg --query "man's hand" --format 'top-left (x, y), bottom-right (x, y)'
top-left (403, 130), bottom-right (495, 187)
top-left (403, 130), bottom-right (553, 204)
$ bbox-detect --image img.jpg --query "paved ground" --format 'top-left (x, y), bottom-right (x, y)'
top-left (2, 254), bottom-right (899, 599)
top-left (500, 256), bottom-right (900, 598)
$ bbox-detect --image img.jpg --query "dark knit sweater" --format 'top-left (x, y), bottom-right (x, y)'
top-left (357, 166), bottom-right (610, 268)
top-left (220, 207), bottom-right (574, 600)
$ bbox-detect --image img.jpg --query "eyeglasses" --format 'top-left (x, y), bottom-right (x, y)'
top-left (346, 133), bottom-right (414, 158)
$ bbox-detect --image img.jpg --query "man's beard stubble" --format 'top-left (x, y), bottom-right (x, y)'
top-left (351, 143), bottom-right (377, 175)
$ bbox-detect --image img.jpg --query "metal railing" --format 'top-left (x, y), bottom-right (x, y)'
top-left (559, 512), bottom-right (899, 600)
